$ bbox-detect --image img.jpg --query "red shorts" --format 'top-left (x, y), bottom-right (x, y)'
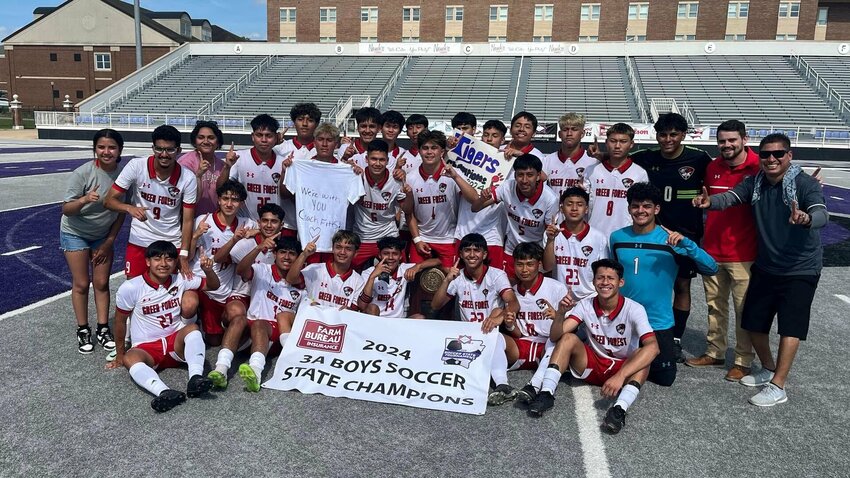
top-left (225, 295), bottom-right (249, 308)
top-left (199, 292), bottom-right (226, 336)
top-left (509, 338), bottom-right (547, 371)
top-left (502, 253), bottom-right (515, 280)
top-left (571, 343), bottom-right (624, 386)
top-left (124, 243), bottom-right (148, 279)
top-left (134, 331), bottom-right (184, 370)
top-left (353, 242), bottom-right (381, 271)
top-left (248, 319), bottom-right (280, 343)
top-left (409, 242), bottom-right (456, 268)
top-left (453, 240), bottom-right (505, 271)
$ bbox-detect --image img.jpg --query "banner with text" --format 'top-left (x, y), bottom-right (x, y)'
top-left (446, 131), bottom-right (512, 191)
top-left (264, 306), bottom-right (497, 415)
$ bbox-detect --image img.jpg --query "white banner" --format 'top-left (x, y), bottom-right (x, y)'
top-left (264, 306), bottom-right (498, 415)
top-left (446, 131), bottom-right (512, 191)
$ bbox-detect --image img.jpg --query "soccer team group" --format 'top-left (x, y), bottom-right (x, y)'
top-left (59, 101), bottom-right (827, 433)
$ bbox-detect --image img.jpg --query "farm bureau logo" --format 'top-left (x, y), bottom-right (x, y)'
top-left (297, 320), bottom-right (346, 353)
top-left (441, 335), bottom-right (486, 369)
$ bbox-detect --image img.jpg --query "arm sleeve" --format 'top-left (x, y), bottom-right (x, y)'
top-left (632, 303), bottom-right (655, 341)
top-left (800, 176), bottom-right (829, 229)
top-left (709, 177), bottom-right (753, 210)
top-left (113, 158), bottom-right (138, 192)
top-left (64, 166), bottom-right (88, 202)
top-left (182, 173), bottom-right (198, 206)
top-left (347, 171), bottom-right (366, 204)
top-left (446, 278), bottom-right (458, 298)
top-left (115, 281), bottom-right (138, 313)
top-left (676, 237), bottom-right (719, 275)
top-left (228, 160), bottom-right (239, 180)
top-left (494, 270), bottom-right (512, 296)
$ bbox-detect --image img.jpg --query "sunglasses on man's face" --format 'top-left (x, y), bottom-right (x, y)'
top-left (758, 149), bottom-right (789, 159)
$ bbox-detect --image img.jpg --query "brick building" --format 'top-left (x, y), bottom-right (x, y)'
top-left (267, 0), bottom-right (850, 43)
top-left (1, 0), bottom-right (242, 109)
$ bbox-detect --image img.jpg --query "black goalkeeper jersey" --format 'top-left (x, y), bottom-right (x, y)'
top-left (631, 146), bottom-right (712, 240)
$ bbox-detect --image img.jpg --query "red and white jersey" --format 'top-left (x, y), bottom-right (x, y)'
top-left (406, 163), bottom-right (460, 244)
top-left (352, 145), bottom-right (406, 172)
top-left (551, 222), bottom-right (609, 299)
top-left (455, 166), bottom-right (505, 245)
top-left (362, 263), bottom-right (416, 318)
top-left (494, 179), bottom-right (560, 254)
top-left (116, 272), bottom-right (204, 346)
top-left (299, 262), bottom-right (365, 310)
top-left (228, 148), bottom-right (284, 222)
top-left (567, 295), bottom-right (654, 361)
top-left (230, 234), bottom-right (276, 297)
top-left (191, 213), bottom-right (256, 303)
top-left (505, 142), bottom-right (544, 162)
top-left (354, 170), bottom-right (406, 241)
top-left (542, 148), bottom-right (597, 198)
top-left (276, 138), bottom-right (317, 230)
top-left (112, 156), bottom-right (197, 248)
top-left (514, 274), bottom-right (568, 342)
top-left (446, 266), bottom-right (512, 323)
top-left (397, 148), bottom-right (421, 232)
top-left (582, 159), bottom-right (649, 238)
top-left (247, 263), bottom-right (303, 321)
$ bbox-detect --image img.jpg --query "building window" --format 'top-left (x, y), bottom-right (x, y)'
top-left (279, 8), bottom-right (296, 22)
top-left (581, 4), bottom-right (601, 21)
top-left (674, 34), bottom-right (696, 41)
top-left (775, 34), bottom-right (797, 40)
top-left (401, 36), bottom-right (420, 42)
top-left (361, 7), bottom-right (378, 22)
top-left (490, 5), bottom-right (508, 21)
top-left (727, 2), bottom-right (749, 18)
top-left (817, 7), bottom-right (828, 25)
top-left (320, 8), bottom-right (337, 23)
top-left (725, 34), bottom-right (746, 40)
top-left (628, 3), bottom-right (649, 20)
top-left (76, 90), bottom-right (84, 99)
top-left (279, 36), bottom-right (296, 43)
top-left (202, 27), bottom-right (212, 42)
top-left (446, 6), bottom-right (463, 21)
top-left (360, 36), bottom-right (378, 42)
top-left (402, 7), bottom-right (420, 22)
top-left (533, 35), bottom-right (552, 42)
top-left (626, 35), bottom-right (646, 42)
top-left (319, 36), bottom-right (336, 43)
top-left (778, 2), bottom-right (800, 18)
top-left (535, 5), bottom-right (554, 21)
top-left (53, 90), bottom-right (60, 99)
top-left (677, 2), bottom-right (699, 19)
top-left (94, 53), bottom-right (111, 71)
top-left (444, 36), bottom-right (462, 42)
top-left (180, 17), bottom-right (191, 37)
top-left (579, 36), bottom-right (598, 42)
top-left (488, 35), bottom-right (507, 42)
top-left (49, 53), bottom-right (57, 61)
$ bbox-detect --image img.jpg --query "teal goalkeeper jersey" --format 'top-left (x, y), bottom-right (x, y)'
top-left (609, 225), bottom-right (718, 331)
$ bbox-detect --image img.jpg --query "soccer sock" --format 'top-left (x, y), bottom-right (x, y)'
top-left (673, 308), bottom-right (690, 339)
top-left (129, 362), bottom-right (169, 397)
top-left (530, 341), bottom-right (555, 391)
top-left (280, 332), bottom-right (291, 348)
top-left (614, 381), bottom-right (642, 411)
top-left (541, 364), bottom-right (562, 395)
top-left (215, 348), bottom-right (234, 374)
top-left (490, 334), bottom-right (509, 386)
top-left (183, 330), bottom-right (206, 378)
top-left (249, 351), bottom-right (266, 379)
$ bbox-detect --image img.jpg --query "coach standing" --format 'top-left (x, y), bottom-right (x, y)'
top-left (694, 133), bottom-right (827, 407)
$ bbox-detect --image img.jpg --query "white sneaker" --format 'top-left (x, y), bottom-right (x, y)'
top-left (740, 367), bottom-right (774, 387)
top-left (748, 382), bottom-right (788, 407)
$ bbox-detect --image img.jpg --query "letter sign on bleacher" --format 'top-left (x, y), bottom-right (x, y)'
top-left (234, 44), bottom-right (243, 54)
top-left (704, 43), bottom-right (716, 54)
top-left (839, 44), bottom-right (849, 55)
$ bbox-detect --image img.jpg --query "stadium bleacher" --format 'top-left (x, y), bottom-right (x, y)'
top-left (799, 56), bottom-right (850, 102)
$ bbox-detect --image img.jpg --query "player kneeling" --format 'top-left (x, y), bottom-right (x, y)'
top-left (361, 236), bottom-right (440, 318)
top-left (528, 259), bottom-right (659, 435)
top-left (107, 241), bottom-right (220, 412)
top-left (229, 236), bottom-right (305, 392)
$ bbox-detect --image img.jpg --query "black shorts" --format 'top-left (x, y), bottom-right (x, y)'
top-left (674, 255), bottom-right (698, 279)
top-left (741, 266), bottom-right (820, 340)
top-left (648, 327), bottom-right (677, 386)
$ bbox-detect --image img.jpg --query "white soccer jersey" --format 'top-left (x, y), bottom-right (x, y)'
top-left (116, 272), bottom-right (204, 346)
top-left (551, 222), bottom-right (609, 300)
top-left (276, 139), bottom-right (317, 230)
top-left (228, 148), bottom-right (284, 221)
top-left (362, 263), bottom-right (416, 318)
top-left (406, 163), bottom-right (460, 244)
top-left (400, 148), bottom-right (422, 176)
top-left (583, 159), bottom-right (649, 238)
top-left (542, 148), bottom-right (597, 198)
top-left (354, 170), bottom-right (406, 241)
top-left (494, 179), bottom-right (560, 254)
top-left (247, 263), bottom-right (303, 321)
top-left (514, 275), bottom-right (568, 342)
top-left (230, 234), bottom-right (276, 297)
top-left (112, 156), bottom-right (197, 248)
top-left (352, 145), bottom-right (406, 172)
top-left (300, 262), bottom-right (366, 310)
top-left (567, 295), bottom-right (655, 361)
top-left (446, 266), bottom-right (512, 322)
top-left (191, 214), bottom-right (256, 303)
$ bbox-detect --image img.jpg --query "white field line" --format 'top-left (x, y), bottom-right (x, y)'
top-left (0, 271), bottom-right (123, 322)
top-left (1, 245), bottom-right (42, 256)
top-left (571, 385), bottom-right (612, 478)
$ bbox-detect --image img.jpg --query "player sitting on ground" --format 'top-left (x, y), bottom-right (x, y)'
top-left (542, 113), bottom-right (596, 198)
top-left (106, 241), bottom-right (220, 412)
top-left (361, 236), bottom-right (440, 318)
top-left (431, 233), bottom-right (520, 406)
top-left (527, 259), bottom-right (659, 435)
top-left (287, 230), bottom-right (368, 311)
top-left (230, 236), bottom-right (305, 392)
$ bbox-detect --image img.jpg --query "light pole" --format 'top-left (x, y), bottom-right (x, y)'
top-left (50, 81), bottom-right (56, 110)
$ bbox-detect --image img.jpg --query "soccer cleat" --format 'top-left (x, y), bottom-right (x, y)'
top-left (239, 364), bottom-right (261, 393)
top-left (740, 367), bottom-right (775, 387)
top-left (487, 384), bottom-right (517, 406)
top-left (602, 405), bottom-right (626, 434)
top-left (207, 370), bottom-right (228, 390)
top-left (748, 383), bottom-right (788, 407)
top-left (96, 326), bottom-right (116, 351)
top-left (527, 391), bottom-right (555, 417)
top-left (77, 327), bottom-right (94, 354)
top-left (516, 384), bottom-right (538, 405)
top-left (151, 389), bottom-right (186, 412)
top-left (673, 339), bottom-right (685, 363)
top-left (186, 375), bottom-right (213, 398)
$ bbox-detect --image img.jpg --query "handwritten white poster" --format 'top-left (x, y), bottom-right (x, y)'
top-left (446, 131), bottom-right (512, 191)
top-left (283, 160), bottom-right (364, 252)
top-left (264, 306), bottom-right (498, 415)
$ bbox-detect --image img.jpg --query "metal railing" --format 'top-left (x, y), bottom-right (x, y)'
top-left (649, 97), bottom-right (696, 125)
top-left (624, 56), bottom-right (649, 123)
top-left (197, 55), bottom-right (277, 116)
top-left (374, 56), bottom-right (411, 110)
top-left (790, 53), bottom-right (850, 117)
top-left (327, 95), bottom-right (371, 129)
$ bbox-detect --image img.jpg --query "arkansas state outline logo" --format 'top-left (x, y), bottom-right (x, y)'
top-left (441, 335), bottom-right (486, 369)
top-left (297, 320), bottom-right (346, 353)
